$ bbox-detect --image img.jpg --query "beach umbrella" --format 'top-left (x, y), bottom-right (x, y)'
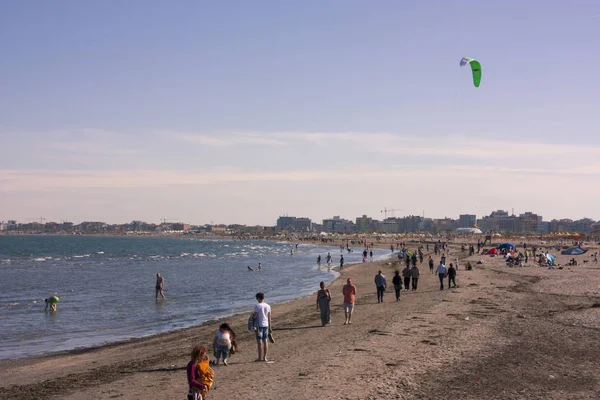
top-left (560, 247), bottom-right (588, 255)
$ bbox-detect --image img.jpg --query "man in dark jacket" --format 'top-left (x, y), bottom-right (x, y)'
top-left (402, 266), bottom-right (411, 291)
top-left (411, 265), bottom-right (420, 291)
top-left (448, 263), bottom-right (457, 288)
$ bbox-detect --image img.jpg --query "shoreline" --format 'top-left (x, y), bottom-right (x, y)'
top-left (2, 243), bottom-right (599, 399)
top-left (0, 244), bottom-right (391, 362)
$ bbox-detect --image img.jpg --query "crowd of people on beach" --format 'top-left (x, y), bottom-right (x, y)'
top-left (182, 239), bottom-right (469, 399)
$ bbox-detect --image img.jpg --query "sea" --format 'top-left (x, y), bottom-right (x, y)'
top-left (0, 235), bottom-right (389, 360)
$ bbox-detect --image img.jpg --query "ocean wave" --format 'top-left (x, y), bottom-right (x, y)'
top-left (96, 251), bottom-right (104, 254)
top-left (73, 255), bottom-right (90, 258)
top-left (33, 258), bottom-right (46, 262)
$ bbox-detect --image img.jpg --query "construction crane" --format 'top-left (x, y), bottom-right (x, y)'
top-left (380, 208), bottom-right (403, 219)
top-left (25, 217), bottom-right (46, 224)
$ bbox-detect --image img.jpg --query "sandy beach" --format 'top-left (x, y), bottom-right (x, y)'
top-left (1, 242), bottom-right (599, 400)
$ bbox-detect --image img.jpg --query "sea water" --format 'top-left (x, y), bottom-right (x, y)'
top-left (0, 235), bottom-right (388, 359)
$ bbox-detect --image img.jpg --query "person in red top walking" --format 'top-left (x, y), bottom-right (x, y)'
top-left (342, 278), bottom-right (357, 325)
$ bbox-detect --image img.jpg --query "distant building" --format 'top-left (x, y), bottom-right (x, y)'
top-left (171, 223), bottom-right (190, 231)
top-left (322, 216), bottom-right (355, 233)
top-left (355, 215), bottom-right (378, 232)
top-left (458, 214), bottom-right (477, 228)
top-left (276, 216), bottom-right (312, 232)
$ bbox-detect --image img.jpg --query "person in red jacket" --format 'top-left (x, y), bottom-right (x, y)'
top-left (187, 345), bottom-right (208, 400)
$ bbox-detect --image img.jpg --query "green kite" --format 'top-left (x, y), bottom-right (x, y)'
top-left (460, 57), bottom-right (482, 87)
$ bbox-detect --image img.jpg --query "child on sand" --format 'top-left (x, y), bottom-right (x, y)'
top-left (187, 345), bottom-right (213, 400)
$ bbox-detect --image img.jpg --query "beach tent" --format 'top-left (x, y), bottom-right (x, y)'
top-left (544, 253), bottom-right (557, 266)
top-left (561, 247), bottom-right (588, 255)
top-left (487, 248), bottom-right (498, 255)
top-left (497, 243), bottom-right (515, 251)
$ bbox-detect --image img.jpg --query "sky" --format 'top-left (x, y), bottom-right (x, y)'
top-left (1, 1), bottom-right (600, 225)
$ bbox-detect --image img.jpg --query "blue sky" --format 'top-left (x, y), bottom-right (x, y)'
top-left (1, 1), bottom-right (599, 225)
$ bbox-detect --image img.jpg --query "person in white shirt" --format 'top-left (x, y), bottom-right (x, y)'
top-left (436, 262), bottom-right (447, 290)
top-left (253, 292), bottom-right (272, 362)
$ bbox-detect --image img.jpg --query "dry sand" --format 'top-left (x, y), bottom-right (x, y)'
top-left (1, 243), bottom-right (599, 400)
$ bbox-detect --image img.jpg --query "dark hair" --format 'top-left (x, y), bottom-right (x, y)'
top-left (395, 270), bottom-right (400, 275)
top-left (450, 263), bottom-right (453, 267)
top-left (319, 281), bottom-right (325, 289)
top-left (255, 292), bottom-right (265, 301)
top-left (219, 323), bottom-right (236, 339)
top-left (378, 270), bottom-right (382, 274)
top-left (190, 345), bottom-right (208, 361)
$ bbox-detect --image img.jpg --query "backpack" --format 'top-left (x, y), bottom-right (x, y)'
top-left (248, 313), bottom-right (257, 332)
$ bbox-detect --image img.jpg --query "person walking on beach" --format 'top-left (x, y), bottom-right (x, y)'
top-left (257, 262), bottom-right (262, 272)
top-left (253, 292), bottom-right (272, 362)
top-left (447, 263), bottom-right (457, 289)
top-left (155, 273), bottom-right (165, 300)
top-left (317, 255), bottom-right (322, 267)
top-left (316, 282), bottom-right (332, 326)
top-left (402, 266), bottom-right (411, 291)
top-left (411, 265), bottom-right (420, 291)
top-left (213, 323), bottom-right (236, 366)
top-left (369, 249), bottom-right (373, 261)
top-left (342, 278), bottom-right (356, 325)
top-left (436, 262), bottom-right (447, 290)
top-left (340, 254), bottom-right (344, 269)
top-left (374, 270), bottom-right (387, 303)
top-left (428, 256), bottom-right (434, 274)
top-left (45, 296), bottom-right (59, 312)
top-left (326, 253), bottom-right (332, 267)
top-left (392, 270), bottom-right (402, 302)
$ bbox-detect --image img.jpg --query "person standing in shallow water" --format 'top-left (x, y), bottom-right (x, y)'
top-left (392, 270), bottom-right (402, 302)
top-left (316, 282), bottom-right (332, 326)
top-left (155, 273), bottom-right (165, 300)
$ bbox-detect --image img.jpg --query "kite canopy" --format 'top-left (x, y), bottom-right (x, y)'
top-left (487, 248), bottom-right (498, 255)
top-left (561, 247), bottom-right (588, 255)
top-left (460, 57), bottom-right (482, 87)
top-left (544, 253), bottom-right (557, 266)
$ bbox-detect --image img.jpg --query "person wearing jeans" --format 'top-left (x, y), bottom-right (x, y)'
top-left (411, 265), bottom-right (420, 291)
top-left (436, 262), bottom-right (447, 290)
top-left (392, 270), bottom-right (402, 302)
top-left (253, 292), bottom-right (272, 362)
top-left (374, 270), bottom-right (387, 303)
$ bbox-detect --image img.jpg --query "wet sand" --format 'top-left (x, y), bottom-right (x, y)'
top-left (1, 243), bottom-right (599, 399)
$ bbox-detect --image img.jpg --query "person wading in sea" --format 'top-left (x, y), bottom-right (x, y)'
top-left (155, 273), bottom-right (165, 300)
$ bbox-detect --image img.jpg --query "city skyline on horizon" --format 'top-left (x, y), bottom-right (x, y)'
top-left (2, 2), bottom-right (599, 224)
top-left (2, 207), bottom-right (597, 227)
